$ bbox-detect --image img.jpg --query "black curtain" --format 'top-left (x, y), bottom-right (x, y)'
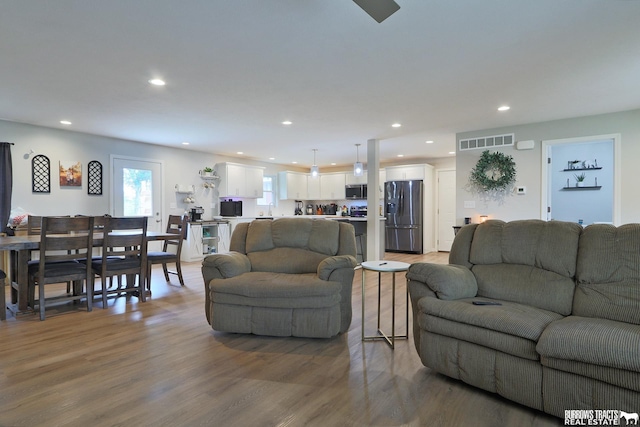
top-left (0, 142), bottom-right (13, 234)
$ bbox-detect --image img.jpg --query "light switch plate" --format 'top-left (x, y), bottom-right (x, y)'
top-left (516, 186), bottom-right (526, 195)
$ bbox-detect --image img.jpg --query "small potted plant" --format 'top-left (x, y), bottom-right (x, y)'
top-left (574, 172), bottom-right (586, 187)
top-left (201, 167), bottom-right (214, 177)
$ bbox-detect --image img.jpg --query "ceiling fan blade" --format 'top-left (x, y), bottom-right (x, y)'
top-left (353, 0), bottom-right (400, 23)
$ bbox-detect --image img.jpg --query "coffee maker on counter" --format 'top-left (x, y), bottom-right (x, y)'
top-left (190, 206), bottom-right (204, 222)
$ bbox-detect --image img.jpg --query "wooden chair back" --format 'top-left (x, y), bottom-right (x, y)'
top-left (96, 216), bottom-right (148, 281)
top-left (38, 216), bottom-right (95, 268)
top-left (163, 215), bottom-right (188, 254)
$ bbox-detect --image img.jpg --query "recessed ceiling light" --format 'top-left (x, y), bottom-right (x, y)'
top-left (425, 140), bottom-right (434, 144)
top-left (498, 105), bottom-right (510, 111)
top-left (449, 151), bottom-right (456, 155)
top-left (269, 157), bottom-right (275, 160)
top-left (392, 123), bottom-right (402, 128)
top-left (181, 142), bottom-right (190, 145)
top-left (60, 120), bottom-right (72, 125)
top-left (331, 162), bottom-right (337, 166)
top-left (148, 78), bottom-right (166, 86)
top-left (282, 120), bottom-right (292, 125)
top-left (237, 151), bottom-right (243, 155)
top-left (397, 154), bottom-right (404, 157)
top-left (292, 161), bottom-right (298, 164)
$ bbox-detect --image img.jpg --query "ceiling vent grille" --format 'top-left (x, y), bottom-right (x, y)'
top-left (459, 133), bottom-right (514, 151)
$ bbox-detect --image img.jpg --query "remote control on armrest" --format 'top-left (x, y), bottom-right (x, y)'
top-left (472, 301), bottom-right (502, 306)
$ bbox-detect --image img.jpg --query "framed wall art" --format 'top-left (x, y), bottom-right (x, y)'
top-left (59, 160), bottom-right (82, 187)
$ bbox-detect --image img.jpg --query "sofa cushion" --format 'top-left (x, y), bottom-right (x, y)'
top-left (537, 316), bottom-right (640, 391)
top-left (469, 220), bottom-right (582, 279)
top-left (248, 248), bottom-right (329, 274)
top-left (472, 264), bottom-right (576, 315)
top-left (537, 316), bottom-right (640, 373)
top-left (574, 223), bottom-right (640, 325)
top-left (417, 297), bottom-right (563, 360)
top-left (210, 271), bottom-right (341, 308)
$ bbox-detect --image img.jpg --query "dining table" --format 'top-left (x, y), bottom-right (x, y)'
top-left (0, 230), bottom-right (175, 315)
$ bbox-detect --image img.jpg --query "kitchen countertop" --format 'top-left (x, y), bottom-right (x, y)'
top-left (220, 215), bottom-right (384, 221)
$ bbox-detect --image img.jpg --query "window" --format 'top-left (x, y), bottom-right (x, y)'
top-left (122, 167), bottom-right (153, 216)
top-left (257, 175), bottom-right (276, 206)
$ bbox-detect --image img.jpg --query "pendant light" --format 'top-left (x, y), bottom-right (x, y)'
top-left (353, 144), bottom-right (364, 177)
top-left (310, 149), bottom-right (319, 178)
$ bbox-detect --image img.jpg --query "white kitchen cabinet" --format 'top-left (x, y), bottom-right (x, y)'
top-left (320, 173), bottom-right (346, 199)
top-left (384, 164), bottom-right (426, 181)
top-left (307, 176), bottom-right (321, 200)
top-left (278, 171), bottom-right (308, 200)
top-left (345, 171), bottom-right (367, 185)
top-left (244, 166), bottom-right (264, 198)
top-left (181, 223), bottom-right (203, 262)
top-left (181, 221), bottom-right (230, 261)
top-left (216, 162), bottom-right (264, 198)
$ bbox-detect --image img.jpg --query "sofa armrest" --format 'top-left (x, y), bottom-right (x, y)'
top-left (202, 252), bottom-right (251, 283)
top-left (406, 263), bottom-right (478, 300)
top-left (317, 255), bottom-right (357, 281)
top-left (201, 252), bottom-right (251, 326)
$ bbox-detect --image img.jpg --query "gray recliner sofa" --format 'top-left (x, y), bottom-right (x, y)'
top-left (202, 218), bottom-right (357, 338)
top-left (407, 219), bottom-right (639, 418)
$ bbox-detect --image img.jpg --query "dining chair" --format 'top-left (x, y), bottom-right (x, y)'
top-left (0, 269), bottom-right (6, 321)
top-left (146, 215), bottom-right (188, 291)
top-left (91, 216), bottom-right (148, 307)
top-left (27, 215), bottom-right (43, 236)
top-left (28, 214), bottom-right (78, 294)
top-left (28, 216), bottom-right (95, 321)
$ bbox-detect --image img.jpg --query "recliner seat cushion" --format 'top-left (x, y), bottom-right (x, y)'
top-left (210, 272), bottom-right (342, 308)
top-left (537, 316), bottom-right (640, 390)
top-left (418, 297), bottom-right (564, 360)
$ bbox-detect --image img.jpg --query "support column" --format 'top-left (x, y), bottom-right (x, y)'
top-left (366, 139), bottom-right (382, 261)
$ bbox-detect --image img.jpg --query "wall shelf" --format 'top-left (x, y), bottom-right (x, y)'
top-left (561, 186), bottom-right (602, 191)
top-left (175, 184), bottom-right (195, 194)
top-left (562, 167), bottom-right (602, 172)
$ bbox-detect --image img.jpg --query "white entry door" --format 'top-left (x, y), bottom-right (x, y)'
top-left (111, 156), bottom-right (164, 237)
top-left (437, 169), bottom-right (456, 252)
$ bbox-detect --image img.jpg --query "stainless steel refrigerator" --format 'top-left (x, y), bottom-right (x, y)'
top-left (384, 180), bottom-right (423, 253)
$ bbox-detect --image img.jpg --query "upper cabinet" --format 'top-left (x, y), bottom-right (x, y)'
top-left (279, 171), bottom-right (308, 200)
top-left (320, 173), bottom-right (346, 199)
top-left (307, 175), bottom-right (321, 200)
top-left (385, 164), bottom-right (426, 181)
top-left (279, 171), bottom-right (345, 200)
top-left (216, 162), bottom-right (265, 198)
top-left (345, 172), bottom-right (367, 185)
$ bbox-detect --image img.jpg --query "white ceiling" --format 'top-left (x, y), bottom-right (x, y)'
top-left (1, 1), bottom-right (639, 169)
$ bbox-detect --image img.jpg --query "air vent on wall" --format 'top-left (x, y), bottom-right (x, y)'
top-left (459, 133), bottom-right (514, 151)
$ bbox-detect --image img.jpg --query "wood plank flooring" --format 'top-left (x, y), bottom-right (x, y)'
top-left (0, 252), bottom-right (561, 426)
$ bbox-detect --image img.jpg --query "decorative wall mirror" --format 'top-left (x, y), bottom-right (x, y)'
top-left (32, 154), bottom-right (50, 193)
top-left (87, 160), bottom-right (103, 195)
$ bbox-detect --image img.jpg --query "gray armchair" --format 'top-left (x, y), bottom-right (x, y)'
top-left (202, 218), bottom-right (357, 338)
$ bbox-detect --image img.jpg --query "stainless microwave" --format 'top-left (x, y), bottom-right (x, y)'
top-left (345, 184), bottom-right (367, 199)
top-left (220, 200), bottom-right (242, 216)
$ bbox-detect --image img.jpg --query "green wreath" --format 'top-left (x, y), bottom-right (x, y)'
top-left (469, 150), bottom-right (516, 192)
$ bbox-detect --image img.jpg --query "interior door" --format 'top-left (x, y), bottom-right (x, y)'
top-left (437, 169), bottom-right (456, 252)
top-left (111, 156), bottom-right (163, 238)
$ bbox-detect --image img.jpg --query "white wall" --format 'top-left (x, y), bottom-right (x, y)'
top-left (456, 109), bottom-right (640, 225)
top-left (1, 119), bottom-right (298, 220)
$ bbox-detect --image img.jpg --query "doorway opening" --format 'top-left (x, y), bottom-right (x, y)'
top-left (541, 134), bottom-right (621, 225)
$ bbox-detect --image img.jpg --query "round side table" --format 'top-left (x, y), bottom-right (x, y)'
top-left (361, 260), bottom-right (410, 349)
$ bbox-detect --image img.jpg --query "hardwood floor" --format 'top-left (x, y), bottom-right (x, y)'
top-left (0, 252), bottom-right (561, 426)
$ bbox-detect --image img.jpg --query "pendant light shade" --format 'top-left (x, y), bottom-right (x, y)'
top-left (353, 144), bottom-right (364, 177)
top-left (310, 149), bottom-right (319, 178)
